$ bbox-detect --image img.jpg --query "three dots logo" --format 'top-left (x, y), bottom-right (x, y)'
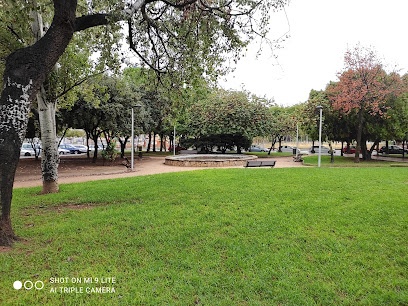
top-left (13, 280), bottom-right (44, 290)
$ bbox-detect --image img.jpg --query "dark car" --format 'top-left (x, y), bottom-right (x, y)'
top-left (59, 144), bottom-right (80, 154)
top-left (379, 145), bottom-right (408, 154)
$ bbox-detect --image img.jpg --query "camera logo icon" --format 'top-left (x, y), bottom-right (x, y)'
top-left (13, 280), bottom-right (44, 290)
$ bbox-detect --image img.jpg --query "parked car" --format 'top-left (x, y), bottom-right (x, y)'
top-left (59, 144), bottom-right (80, 154)
top-left (308, 145), bottom-right (334, 154)
top-left (168, 145), bottom-right (186, 153)
top-left (20, 143), bottom-right (36, 156)
top-left (249, 145), bottom-right (269, 152)
top-left (88, 144), bottom-right (104, 152)
top-left (58, 147), bottom-right (70, 155)
top-left (342, 145), bottom-right (370, 154)
top-left (279, 145), bottom-right (300, 154)
top-left (379, 145), bottom-right (408, 154)
top-left (74, 145), bottom-right (89, 154)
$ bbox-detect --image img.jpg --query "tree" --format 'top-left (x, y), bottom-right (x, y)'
top-left (267, 105), bottom-right (297, 153)
top-left (327, 45), bottom-right (404, 163)
top-left (0, 0), bottom-right (287, 246)
top-left (186, 89), bottom-right (272, 153)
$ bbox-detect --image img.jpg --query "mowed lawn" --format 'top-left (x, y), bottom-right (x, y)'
top-left (1, 167), bottom-right (408, 305)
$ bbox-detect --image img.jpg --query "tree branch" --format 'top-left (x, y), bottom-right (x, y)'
top-left (74, 13), bottom-right (110, 32)
top-left (55, 70), bottom-right (106, 99)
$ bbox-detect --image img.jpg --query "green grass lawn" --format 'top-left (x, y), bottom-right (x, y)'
top-left (2, 168), bottom-right (408, 305)
top-left (303, 155), bottom-right (408, 167)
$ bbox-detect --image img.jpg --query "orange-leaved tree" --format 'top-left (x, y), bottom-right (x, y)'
top-left (327, 45), bottom-right (404, 163)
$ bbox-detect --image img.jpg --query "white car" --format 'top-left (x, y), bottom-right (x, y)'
top-left (74, 145), bottom-right (89, 154)
top-left (58, 147), bottom-right (70, 155)
top-left (89, 144), bottom-right (104, 152)
top-left (279, 145), bottom-right (300, 154)
top-left (249, 145), bottom-right (269, 152)
top-left (20, 143), bottom-right (36, 156)
top-left (308, 145), bottom-right (334, 154)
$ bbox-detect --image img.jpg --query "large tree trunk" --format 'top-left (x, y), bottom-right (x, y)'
top-left (31, 7), bottom-right (60, 194)
top-left (0, 0), bottom-right (77, 246)
top-left (38, 86), bottom-right (60, 193)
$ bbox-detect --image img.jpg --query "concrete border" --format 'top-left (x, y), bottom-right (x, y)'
top-left (165, 154), bottom-right (257, 167)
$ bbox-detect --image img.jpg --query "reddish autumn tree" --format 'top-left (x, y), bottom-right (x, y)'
top-left (327, 46), bottom-right (404, 163)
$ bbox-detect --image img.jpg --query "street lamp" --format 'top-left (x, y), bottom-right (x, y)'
top-left (295, 123), bottom-right (299, 160)
top-left (316, 105), bottom-right (323, 167)
top-left (173, 125), bottom-right (176, 156)
top-left (131, 104), bottom-right (142, 170)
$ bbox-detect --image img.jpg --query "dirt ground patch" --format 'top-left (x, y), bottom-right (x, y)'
top-left (14, 154), bottom-right (305, 189)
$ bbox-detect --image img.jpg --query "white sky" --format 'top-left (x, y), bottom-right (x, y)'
top-left (219, 0), bottom-right (408, 106)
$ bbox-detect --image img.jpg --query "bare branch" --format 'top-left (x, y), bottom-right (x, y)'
top-left (157, 0), bottom-right (198, 9)
top-left (55, 70), bottom-right (107, 99)
top-left (127, 18), bottom-right (166, 75)
top-left (6, 25), bottom-right (26, 45)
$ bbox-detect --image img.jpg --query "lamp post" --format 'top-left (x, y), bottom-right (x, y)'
top-left (173, 125), bottom-right (176, 156)
top-left (131, 104), bottom-right (142, 170)
top-left (295, 123), bottom-right (299, 160)
top-left (316, 105), bottom-right (323, 167)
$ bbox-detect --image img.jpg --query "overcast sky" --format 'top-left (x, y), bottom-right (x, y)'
top-left (219, 0), bottom-right (408, 107)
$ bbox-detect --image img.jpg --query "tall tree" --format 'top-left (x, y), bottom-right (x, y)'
top-left (1, 0), bottom-right (287, 245)
top-left (186, 89), bottom-right (272, 153)
top-left (327, 45), bottom-right (404, 163)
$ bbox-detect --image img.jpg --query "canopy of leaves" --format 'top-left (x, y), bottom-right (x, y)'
top-left (126, 0), bottom-right (287, 87)
top-left (187, 89), bottom-right (272, 140)
top-left (327, 45), bottom-right (404, 117)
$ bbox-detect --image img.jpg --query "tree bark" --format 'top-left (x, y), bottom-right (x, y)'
top-left (278, 136), bottom-right (283, 152)
top-left (0, 0), bottom-right (77, 246)
top-left (92, 134), bottom-right (100, 163)
top-left (147, 132), bottom-right (152, 153)
top-left (30, 6), bottom-right (60, 194)
top-left (355, 108), bottom-right (364, 163)
top-left (38, 86), bottom-right (60, 194)
top-left (119, 136), bottom-right (129, 158)
top-left (160, 133), bottom-right (164, 152)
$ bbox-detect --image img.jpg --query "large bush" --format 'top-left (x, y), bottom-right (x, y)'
top-left (185, 90), bottom-right (271, 153)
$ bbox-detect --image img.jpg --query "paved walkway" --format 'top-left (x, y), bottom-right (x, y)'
top-left (13, 156), bottom-right (304, 189)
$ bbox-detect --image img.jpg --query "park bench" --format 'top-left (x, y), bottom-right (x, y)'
top-left (245, 160), bottom-right (276, 168)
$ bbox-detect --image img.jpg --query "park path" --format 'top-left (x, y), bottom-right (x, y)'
top-left (13, 155), bottom-right (304, 189)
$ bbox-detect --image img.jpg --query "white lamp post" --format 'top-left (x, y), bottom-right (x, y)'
top-left (131, 104), bottom-right (142, 170)
top-left (295, 123), bottom-right (299, 160)
top-left (173, 125), bottom-right (176, 156)
top-left (316, 105), bottom-right (323, 167)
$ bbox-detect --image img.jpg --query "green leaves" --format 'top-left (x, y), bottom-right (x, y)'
top-left (186, 88), bottom-right (272, 143)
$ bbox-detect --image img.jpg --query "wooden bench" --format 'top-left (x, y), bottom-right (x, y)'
top-left (245, 160), bottom-right (276, 168)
